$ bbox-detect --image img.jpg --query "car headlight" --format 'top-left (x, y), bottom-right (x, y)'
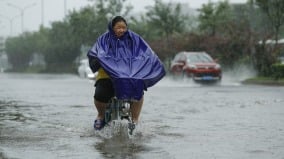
top-left (188, 64), bottom-right (196, 69)
top-left (215, 64), bottom-right (221, 69)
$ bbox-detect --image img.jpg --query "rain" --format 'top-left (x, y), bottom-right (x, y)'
top-left (1, 0), bottom-right (284, 159)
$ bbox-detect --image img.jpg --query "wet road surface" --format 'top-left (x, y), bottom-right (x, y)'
top-left (0, 73), bottom-right (284, 159)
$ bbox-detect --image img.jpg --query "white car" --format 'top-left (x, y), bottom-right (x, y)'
top-left (77, 59), bottom-right (97, 79)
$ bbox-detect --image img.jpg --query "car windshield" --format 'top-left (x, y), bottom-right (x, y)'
top-left (186, 53), bottom-right (213, 63)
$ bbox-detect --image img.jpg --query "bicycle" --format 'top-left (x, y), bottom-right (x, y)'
top-left (104, 98), bottom-right (136, 135)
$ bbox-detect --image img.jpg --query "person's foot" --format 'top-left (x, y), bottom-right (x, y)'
top-left (128, 122), bottom-right (136, 135)
top-left (94, 119), bottom-right (105, 130)
top-left (132, 119), bottom-right (138, 125)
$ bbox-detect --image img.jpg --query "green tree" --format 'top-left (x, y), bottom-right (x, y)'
top-left (255, 0), bottom-right (284, 43)
top-left (87, 0), bottom-right (133, 35)
top-left (5, 32), bottom-right (39, 71)
top-left (69, 0), bottom-right (133, 46)
top-left (248, 0), bottom-right (284, 75)
top-left (129, 15), bottom-right (158, 41)
top-left (44, 20), bottom-right (80, 72)
top-left (68, 6), bottom-right (98, 46)
top-left (146, 0), bottom-right (187, 41)
top-left (5, 36), bottom-right (29, 71)
top-left (32, 26), bottom-right (50, 55)
top-left (198, 0), bottom-right (232, 36)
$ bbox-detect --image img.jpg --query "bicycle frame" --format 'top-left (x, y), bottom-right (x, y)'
top-left (104, 98), bottom-right (136, 135)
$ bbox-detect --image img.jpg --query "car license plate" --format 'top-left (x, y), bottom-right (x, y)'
top-left (202, 76), bottom-right (213, 80)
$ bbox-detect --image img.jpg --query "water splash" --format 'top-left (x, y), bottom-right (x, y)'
top-left (223, 63), bottom-right (257, 83)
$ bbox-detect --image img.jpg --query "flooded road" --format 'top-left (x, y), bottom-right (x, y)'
top-left (1, 73), bottom-right (284, 159)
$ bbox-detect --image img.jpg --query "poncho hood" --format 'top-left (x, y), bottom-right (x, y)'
top-left (88, 20), bottom-right (165, 100)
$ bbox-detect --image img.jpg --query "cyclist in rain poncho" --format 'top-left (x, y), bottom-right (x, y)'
top-left (87, 16), bottom-right (165, 130)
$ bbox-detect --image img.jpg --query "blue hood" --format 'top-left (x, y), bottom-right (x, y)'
top-left (88, 21), bottom-right (165, 100)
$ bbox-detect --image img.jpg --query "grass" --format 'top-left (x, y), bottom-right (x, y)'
top-left (242, 77), bottom-right (284, 86)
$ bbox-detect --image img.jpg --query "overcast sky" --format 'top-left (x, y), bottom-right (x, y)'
top-left (0, 0), bottom-right (247, 37)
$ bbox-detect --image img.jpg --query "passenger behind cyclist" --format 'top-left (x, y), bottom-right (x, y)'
top-left (87, 16), bottom-right (165, 130)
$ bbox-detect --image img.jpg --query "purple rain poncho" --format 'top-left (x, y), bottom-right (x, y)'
top-left (87, 22), bottom-right (165, 100)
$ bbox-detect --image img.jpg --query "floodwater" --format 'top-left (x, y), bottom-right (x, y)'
top-left (0, 73), bottom-right (284, 159)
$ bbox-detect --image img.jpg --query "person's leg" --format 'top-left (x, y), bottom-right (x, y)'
top-left (94, 100), bottom-right (107, 119)
top-left (93, 79), bottom-right (115, 130)
top-left (94, 79), bottom-right (115, 120)
top-left (131, 96), bottom-right (144, 123)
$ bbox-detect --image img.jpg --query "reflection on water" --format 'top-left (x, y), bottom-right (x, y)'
top-left (0, 152), bottom-right (8, 159)
top-left (95, 135), bottom-right (149, 158)
top-left (0, 100), bottom-right (36, 123)
top-left (93, 121), bottom-right (152, 159)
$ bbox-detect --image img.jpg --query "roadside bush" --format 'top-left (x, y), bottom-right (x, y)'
top-left (271, 63), bottom-right (284, 79)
